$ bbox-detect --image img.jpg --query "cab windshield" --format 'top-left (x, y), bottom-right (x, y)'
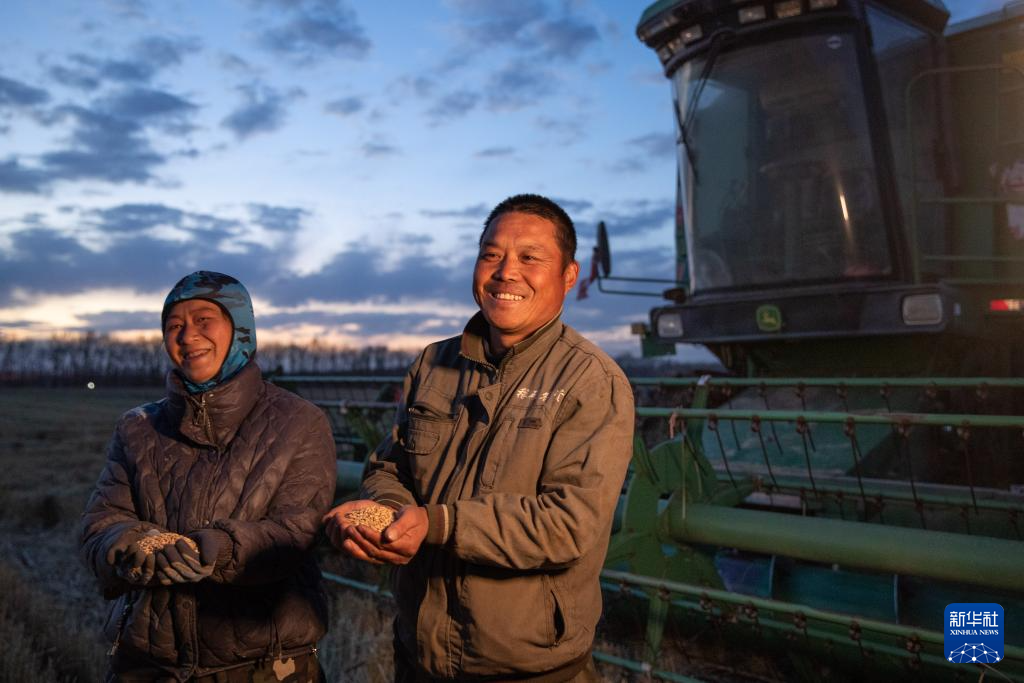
top-left (675, 31), bottom-right (893, 291)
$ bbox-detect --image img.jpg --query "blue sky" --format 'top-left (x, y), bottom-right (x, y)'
top-left (0, 0), bottom-right (1002, 354)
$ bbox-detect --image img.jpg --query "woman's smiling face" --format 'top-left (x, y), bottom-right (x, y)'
top-left (163, 299), bottom-right (234, 384)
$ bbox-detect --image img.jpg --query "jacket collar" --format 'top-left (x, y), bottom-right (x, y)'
top-left (459, 311), bottom-right (563, 380)
top-left (165, 361), bottom-right (263, 448)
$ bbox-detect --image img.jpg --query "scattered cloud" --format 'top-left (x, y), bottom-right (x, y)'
top-left (427, 89), bottom-right (479, 124)
top-left (98, 87), bottom-right (198, 132)
top-left (259, 309), bottom-right (465, 339)
top-left (420, 203), bottom-right (488, 220)
top-left (401, 0), bottom-right (600, 121)
top-left (103, 0), bottom-right (151, 21)
top-left (628, 132), bottom-right (675, 158)
top-left (47, 62), bottom-right (101, 91)
top-left (87, 203), bottom-right (238, 237)
top-left (474, 146), bottom-right (514, 158)
top-left (325, 95), bottom-right (364, 116)
top-left (266, 245), bottom-right (470, 308)
top-left (95, 57), bottom-right (153, 84)
top-left (585, 199), bottom-right (673, 237)
top-left (0, 228), bottom-right (180, 305)
top-left (444, 0), bottom-right (547, 48)
top-left (611, 133), bottom-right (676, 173)
top-left (28, 105), bottom-right (165, 188)
top-left (0, 159), bottom-right (49, 194)
top-left (74, 310), bottom-right (160, 332)
top-left (443, 0), bottom-right (599, 63)
top-left (222, 83), bottom-right (304, 139)
top-left (401, 233), bottom-right (433, 245)
top-left (361, 141), bottom-right (399, 157)
top-left (609, 158), bottom-right (645, 174)
top-left (0, 76), bottom-right (50, 109)
top-left (249, 204), bottom-right (307, 233)
top-left (485, 60), bottom-right (554, 111)
top-left (219, 52), bottom-right (260, 76)
top-left (394, 75), bottom-right (435, 100)
top-left (89, 203), bottom-right (185, 233)
top-left (254, 0), bottom-right (371, 63)
top-left (534, 116), bottom-right (585, 145)
top-left (531, 17), bottom-right (599, 61)
top-left (551, 197), bottom-right (594, 215)
top-left (0, 212), bottom-right (280, 307)
top-left (0, 76), bottom-right (205, 194)
top-left (133, 35), bottom-right (199, 70)
top-left (46, 36), bottom-right (200, 92)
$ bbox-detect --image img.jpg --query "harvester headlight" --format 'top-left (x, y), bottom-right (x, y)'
top-left (901, 293), bottom-right (943, 326)
top-left (809, 0), bottom-right (839, 9)
top-left (680, 25), bottom-right (703, 44)
top-left (738, 6), bottom-right (768, 23)
top-left (774, 0), bottom-right (802, 18)
top-left (656, 311), bottom-right (684, 338)
top-left (657, 35), bottom-right (686, 64)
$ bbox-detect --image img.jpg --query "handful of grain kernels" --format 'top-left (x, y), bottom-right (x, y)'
top-left (137, 532), bottom-right (199, 555)
top-left (344, 503), bottom-right (397, 533)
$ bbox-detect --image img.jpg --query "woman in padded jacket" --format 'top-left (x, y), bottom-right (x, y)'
top-left (79, 271), bottom-right (336, 683)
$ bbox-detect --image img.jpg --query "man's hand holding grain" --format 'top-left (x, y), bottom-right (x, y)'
top-left (322, 500), bottom-right (428, 565)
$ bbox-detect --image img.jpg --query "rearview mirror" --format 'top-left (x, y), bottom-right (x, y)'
top-left (596, 221), bottom-right (612, 277)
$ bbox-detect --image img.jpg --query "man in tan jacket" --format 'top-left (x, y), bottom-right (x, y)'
top-left (324, 194), bottom-right (635, 682)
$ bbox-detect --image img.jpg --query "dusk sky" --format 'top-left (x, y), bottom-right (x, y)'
top-left (0, 0), bottom-right (1001, 355)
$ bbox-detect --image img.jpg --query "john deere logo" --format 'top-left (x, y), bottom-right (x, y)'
top-left (756, 305), bottom-right (782, 332)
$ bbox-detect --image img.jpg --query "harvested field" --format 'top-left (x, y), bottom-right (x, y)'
top-left (0, 385), bottom-right (154, 682)
top-left (0, 386), bottom-right (759, 683)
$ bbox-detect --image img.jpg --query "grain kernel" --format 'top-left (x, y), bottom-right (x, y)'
top-left (137, 532), bottom-right (198, 555)
top-left (344, 503), bottom-right (397, 532)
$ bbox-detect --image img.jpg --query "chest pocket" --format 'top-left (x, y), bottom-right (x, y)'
top-left (478, 406), bottom-right (552, 492)
top-left (403, 401), bottom-right (458, 501)
top-left (405, 420), bottom-right (443, 453)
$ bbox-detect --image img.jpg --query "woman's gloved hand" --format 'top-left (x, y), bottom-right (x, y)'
top-left (154, 538), bottom-right (211, 585)
top-left (153, 528), bottom-right (231, 585)
top-left (112, 529), bottom-right (163, 586)
top-left (105, 531), bottom-right (141, 567)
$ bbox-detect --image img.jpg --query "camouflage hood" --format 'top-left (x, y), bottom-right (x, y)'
top-left (162, 270), bottom-right (256, 393)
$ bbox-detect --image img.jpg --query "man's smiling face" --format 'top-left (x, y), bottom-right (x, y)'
top-left (473, 211), bottom-right (578, 354)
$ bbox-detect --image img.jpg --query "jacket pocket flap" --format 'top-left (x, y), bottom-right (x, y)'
top-left (405, 426), bottom-right (441, 454)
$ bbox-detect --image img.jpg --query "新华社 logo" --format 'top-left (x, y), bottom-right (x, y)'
top-left (945, 603), bottom-right (1003, 664)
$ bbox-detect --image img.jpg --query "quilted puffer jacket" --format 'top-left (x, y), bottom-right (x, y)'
top-left (79, 362), bottom-right (336, 680)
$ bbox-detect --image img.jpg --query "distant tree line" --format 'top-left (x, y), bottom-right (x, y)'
top-left (0, 333), bottom-right (416, 386)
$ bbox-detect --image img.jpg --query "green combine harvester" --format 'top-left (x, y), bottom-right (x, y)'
top-left (591, 0), bottom-right (1024, 679)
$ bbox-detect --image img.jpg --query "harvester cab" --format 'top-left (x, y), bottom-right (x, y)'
top-left (592, 0), bottom-right (1024, 680)
top-left (614, 0), bottom-right (1024, 379)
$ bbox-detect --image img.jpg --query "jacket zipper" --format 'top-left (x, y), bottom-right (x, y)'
top-left (107, 590), bottom-right (136, 657)
top-left (186, 444), bottom-right (220, 677)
